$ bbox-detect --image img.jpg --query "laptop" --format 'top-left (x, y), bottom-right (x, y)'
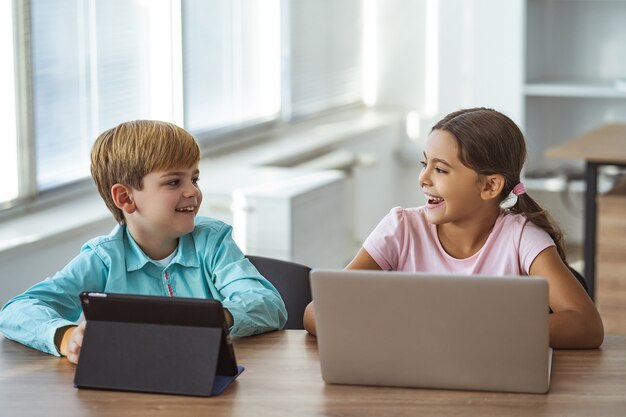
top-left (74, 292), bottom-right (244, 396)
top-left (310, 269), bottom-right (552, 394)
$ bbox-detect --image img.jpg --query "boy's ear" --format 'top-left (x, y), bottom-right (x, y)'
top-left (480, 174), bottom-right (505, 201)
top-left (111, 183), bottom-right (136, 214)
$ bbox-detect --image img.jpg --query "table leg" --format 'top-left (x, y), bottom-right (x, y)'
top-left (584, 162), bottom-right (598, 301)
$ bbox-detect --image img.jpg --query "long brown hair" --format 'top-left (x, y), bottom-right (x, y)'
top-left (431, 107), bottom-right (567, 262)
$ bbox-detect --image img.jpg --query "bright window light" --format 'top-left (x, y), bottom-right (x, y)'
top-left (146, 0), bottom-right (184, 126)
top-left (406, 111), bottom-right (421, 141)
top-left (362, 0), bottom-right (378, 106)
top-left (0, 0), bottom-right (19, 203)
top-left (182, 0), bottom-right (281, 132)
top-left (256, 0), bottom-right (281, 119)
top-left (31, 0), bottom-right (180, 190)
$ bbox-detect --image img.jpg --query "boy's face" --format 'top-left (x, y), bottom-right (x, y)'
top-left (127, 164), bottom-right (202, 242)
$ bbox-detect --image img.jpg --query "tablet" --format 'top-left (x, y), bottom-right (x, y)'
top-left (79, 292), bottom-right (238, 376)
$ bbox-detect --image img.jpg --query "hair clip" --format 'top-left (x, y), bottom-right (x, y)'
top-left (500, 192), bottom-right (518, 209)
top-left (500, 182), bottom-right (526, 209)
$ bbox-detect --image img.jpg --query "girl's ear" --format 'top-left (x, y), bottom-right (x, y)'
top-left (480, 174), bottom-right (505, 201)
top-left (111, 183), bottom-right (136, 214)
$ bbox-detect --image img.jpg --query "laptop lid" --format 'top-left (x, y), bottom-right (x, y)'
top-left (310, 269), bottom-right (551, 394)
top-left (74, 292), bottom-right (243, 396)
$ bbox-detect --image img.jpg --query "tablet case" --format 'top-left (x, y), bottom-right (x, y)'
top-left (74, 292), bottom-right (244, 396)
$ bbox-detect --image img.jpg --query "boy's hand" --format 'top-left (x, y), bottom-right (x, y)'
top-left (60, 321), bottom-right (86, 364)
top-left (224, 308), bottom-right (234, 328)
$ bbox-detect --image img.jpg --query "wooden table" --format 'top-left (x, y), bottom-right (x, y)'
top-left (1, 330), bottom-right (626, 417)
top-left (546, 123), bottom-right (626, 300)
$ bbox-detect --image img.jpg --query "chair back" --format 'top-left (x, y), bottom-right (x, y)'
top-left (246, 255), bottom-right (312, 330)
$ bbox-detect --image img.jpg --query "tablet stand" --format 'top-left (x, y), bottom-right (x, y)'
top-left (74, 321), bottom-right (242, 396)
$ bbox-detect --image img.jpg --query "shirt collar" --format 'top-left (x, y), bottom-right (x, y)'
top-left (124, 226), bottom-right (198, 271)
top-left (170, 232), bottom-right (199, 268)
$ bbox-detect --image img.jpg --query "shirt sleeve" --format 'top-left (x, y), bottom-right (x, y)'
top-left (362, 207), bottom-right (405, 270)
top-left (0, 247), bottom-right (108, 356)
top-left (518, 220), bottom-right (557, 274)
top-left (204, 224), bottom-right (288, 337)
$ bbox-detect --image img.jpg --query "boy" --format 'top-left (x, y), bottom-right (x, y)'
top-left (0, 120), bottom-right (287, 363)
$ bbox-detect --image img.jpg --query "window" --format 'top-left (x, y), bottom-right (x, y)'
top-left (3, 0), bottom-right (363, 209)
top-left (0, 0), bottom-right (19, 204)
top-left (31, 0), bottom-right (181, 190)
top-left (182, 0), bottom-right (281, 132)
top-left (288, 0), bottom-right (363, 118)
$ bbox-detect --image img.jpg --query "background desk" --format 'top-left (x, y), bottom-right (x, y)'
top-left (1, 330), bottom-right (626, 417)
top-left (546, 123), bottom-right (626, 300)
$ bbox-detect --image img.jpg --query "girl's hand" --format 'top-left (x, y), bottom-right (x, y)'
top-left (60, 321), bottom-right (87, 364)
top-left (303, 247), bottom-right (382, 336)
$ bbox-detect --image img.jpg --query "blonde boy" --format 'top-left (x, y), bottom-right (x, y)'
top-left (0, 120), bottom-right (287, 363)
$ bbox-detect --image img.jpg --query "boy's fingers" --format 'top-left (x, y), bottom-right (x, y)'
top-left (66, 321), bottom-right (86, 364)
top-left (67, 352), bottom-right (79, 364)
top-left (67, 341), bottom-right (82, 364)
top-left (72, 333), bottom-right (83, 349)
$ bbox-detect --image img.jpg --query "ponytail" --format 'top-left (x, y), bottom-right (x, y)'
top-left (510, 194), bottom-right (567, 263)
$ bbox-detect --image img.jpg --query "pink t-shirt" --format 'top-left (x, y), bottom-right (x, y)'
top-left (363, 206), bottom-right (555, 275)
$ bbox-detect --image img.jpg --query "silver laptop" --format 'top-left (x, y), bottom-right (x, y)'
top-left (310, 269), bottom-right (552, 394)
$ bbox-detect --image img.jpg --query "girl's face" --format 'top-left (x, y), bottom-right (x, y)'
top-left (419, 129), bottom-right (488, 225)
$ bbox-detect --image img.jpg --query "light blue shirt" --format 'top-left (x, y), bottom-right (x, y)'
top-left (0, 216), bottom-right (287, 355)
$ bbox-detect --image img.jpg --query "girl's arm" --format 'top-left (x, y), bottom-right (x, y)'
top-left (346, 248), bottom-right (385, 270)
top-left (529, 246), bottom-right (604, 349)
top-left (303, 248), bottom-right (382, 336)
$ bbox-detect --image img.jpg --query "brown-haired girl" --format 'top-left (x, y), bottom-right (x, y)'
top-left (304, 108), bottom-right (603, 349)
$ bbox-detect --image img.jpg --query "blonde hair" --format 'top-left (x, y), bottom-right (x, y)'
top-left (91, 120), bottom-right (200, 224)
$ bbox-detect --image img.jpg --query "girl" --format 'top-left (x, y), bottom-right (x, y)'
top-left (304, 107), bottom-right (603, 349)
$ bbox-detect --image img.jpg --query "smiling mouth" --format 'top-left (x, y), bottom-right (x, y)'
top-left (426, 195), bottom-right (444, 205)
top-left (175, 206), bottom-right (196, 213)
